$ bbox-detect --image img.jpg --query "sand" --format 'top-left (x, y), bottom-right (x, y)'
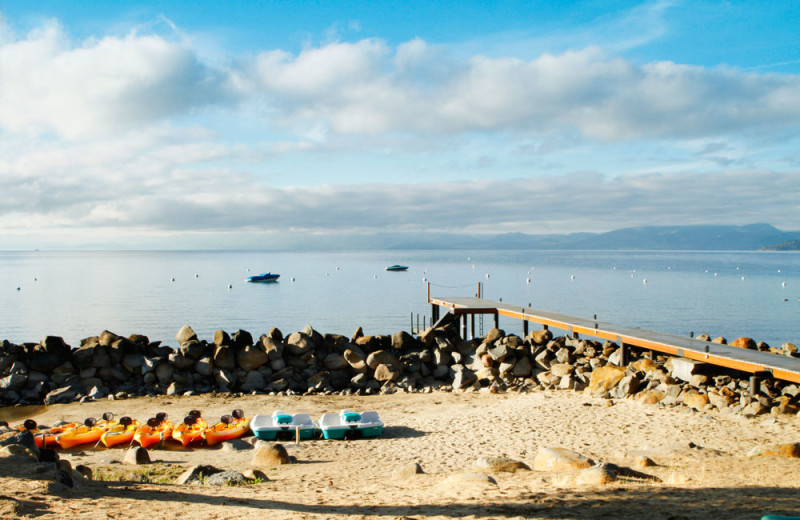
top-left (1, 389), bottom-right (799, 520)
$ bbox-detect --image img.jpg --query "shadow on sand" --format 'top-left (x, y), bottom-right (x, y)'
top-left (49, 480), bottom-right (800, 519)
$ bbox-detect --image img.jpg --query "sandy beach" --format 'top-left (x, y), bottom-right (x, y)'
top-left (2, 389), bottom-right (799, 520)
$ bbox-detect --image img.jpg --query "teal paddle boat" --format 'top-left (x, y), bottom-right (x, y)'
top-left (318, 409), bottom-right (383, 440)
top-left (250, 411), bottom-right (315, 440)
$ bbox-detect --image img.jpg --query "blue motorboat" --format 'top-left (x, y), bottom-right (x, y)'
top-left (385, 265), bottom-right (408, 271)
top-left (246, 272), bottom-right (280, 283)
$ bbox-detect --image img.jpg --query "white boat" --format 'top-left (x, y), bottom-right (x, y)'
top-left (250, 411), bottom-right (315, 440)
top-left (318, 409), bottom-right (383, 440)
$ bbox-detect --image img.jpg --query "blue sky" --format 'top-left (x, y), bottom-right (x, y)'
top-left (0, 1), bottom-right (798, 249)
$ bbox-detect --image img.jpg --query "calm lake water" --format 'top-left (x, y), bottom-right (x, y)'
top-left (1, 250), bottom-right (798, 348)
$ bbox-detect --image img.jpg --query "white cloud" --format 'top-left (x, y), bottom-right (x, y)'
top-left (3, 15), bottom-right (800, 144)
top-left (2, 149), bottom-right (797, 241)
top-left (0, 20), bottom-right (224, 138)
top-left (245, 41), bottom-right (800, 142)
top-left (1, 13), bottom-right (799, 249)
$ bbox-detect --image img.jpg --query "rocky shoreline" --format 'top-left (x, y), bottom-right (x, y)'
top-left (1, 319), bottom-right (798, 418)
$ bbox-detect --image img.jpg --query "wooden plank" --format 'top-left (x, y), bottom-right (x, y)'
top-left (428, 295), bottom-right (800, 384)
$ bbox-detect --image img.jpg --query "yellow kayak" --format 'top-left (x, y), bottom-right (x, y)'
top-left (204, 409), bottom-right (250, 446)
top-left (57, 413), bottom-right (116, 449)
top-left (100, 417), bottom-right (140, 447)
top-left (172, 410), bottom-right (208, 446)
top-left (134, 413), bottom-right (173, 449)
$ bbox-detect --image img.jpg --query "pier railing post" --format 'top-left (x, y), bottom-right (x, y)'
top-left (523, 312), bottom-right (529, 337)
top-left (749, 372), bottom-right (770, 396)
top-left (750, 375), bottom-right (760, 396)
top-left (470, 314), bottom-right (475, 340)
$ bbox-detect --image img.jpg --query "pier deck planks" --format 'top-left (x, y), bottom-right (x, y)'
top-left (429, 295), bottom-right (800, 384)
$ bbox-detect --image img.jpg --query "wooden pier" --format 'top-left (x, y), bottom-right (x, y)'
top-left (427, 284), bottom-right (800, 384)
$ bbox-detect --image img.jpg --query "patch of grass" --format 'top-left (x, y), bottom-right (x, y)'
top-left (93, 463), bottom-right (186, 484)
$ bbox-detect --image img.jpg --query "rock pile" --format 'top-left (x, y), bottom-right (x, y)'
top-left (1, 321), bottom-right (798, 418)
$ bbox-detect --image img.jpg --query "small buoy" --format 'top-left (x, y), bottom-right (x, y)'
top-left (714, 273), bottom-right (718, 277)
top-left (783, 298), bottom-right (789, 302)
top-left (336, 266), bottom-right (340, 271)
top-left (570, 275), bottom-right (575, 280)
top-left (16, 287), bottom-right (20, 291)
top-left (631, 274), bottom-right (635, 278)
top-left (34, 277), bottom-right (37, 281)
top-left (778, 269), bottom-right (782, 273)
top-left (171, 277), bottom-right (175, 282)
top-left (705, 269), bottom-right (708, 273)
top-left (612, 266), bottom-right (616, 270)
top-left (422, 277), bottom-right (427, 282)
top-left (291, 277), bottom-right (296, 282)
top-left (781, 281), bottom-right (786, 287)
top-left (246, 268), bottom-right (250, 272)
top-left (643, 278), bottom-right (647, 284)
top-left (326, 273), bottom-right (329, 277)
top-left (667, 266), bottom-right (671, 270)
top-left (227, 284), bottom-right (232, 289)
top-left (467, 257), bottom-right (471, 261)
top-left (741, 276), bottom-right (745, 280)
top-left (526, 278), bottom-right (531, 284)
top-left (736, 266), bottom-right (740, 270)
top-left (373, 275), bottom-right (377, 279)
top-left (195, 274), bottom-right (199, 278)
top-left (472, 264), bottom-right (475, 269)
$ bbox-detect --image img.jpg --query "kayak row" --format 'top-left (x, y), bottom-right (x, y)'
top-left (13, 409), bottom-right (383, 449)
top-left (16, 409), bottom-right (249, 449)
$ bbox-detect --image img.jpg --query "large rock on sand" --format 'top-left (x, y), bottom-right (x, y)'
top-left (746, 443), bottom-right (800, 458)
top-left (474, 456), bottom-right (530, 473)
top-left (587, 366), bottom-right (626, 395)
top-left (252, 443), bottom-right (291, 467)
top-left (533, 447), bottom-right (593, 471)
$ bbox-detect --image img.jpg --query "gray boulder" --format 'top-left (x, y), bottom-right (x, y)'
top-left (44, 385), bottom-right (80, 405)
top-left (285, 333), bottom-right (314, 356)
top-left (176, 464), bottom-right (223, 485)
top-left (206, 470), bottom-right (251, 486)
top-left (176, 325), bottom-right (197, 344)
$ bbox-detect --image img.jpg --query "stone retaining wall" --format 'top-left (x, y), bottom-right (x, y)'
top-left (1, 322), bottom-right (798, 417)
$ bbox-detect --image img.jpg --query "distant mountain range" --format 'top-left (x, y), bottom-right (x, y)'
top-left (283, 223), bottom-right (800, 251)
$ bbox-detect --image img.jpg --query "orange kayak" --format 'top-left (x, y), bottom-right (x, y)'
top-left (34, 422), bottom-right (80, 448)
top-left (134, 418), bottom-right (174, 449)
top-left (100, 417), bottom-right (140, 447)
top-left (17, 421), bottom-right (81, 449)
top-left (57, 415), bottom-right (116, 449)
top-left (172, 412), bottom-right (208, 446)
top-left (204, 416), bottom-right (250, 446)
